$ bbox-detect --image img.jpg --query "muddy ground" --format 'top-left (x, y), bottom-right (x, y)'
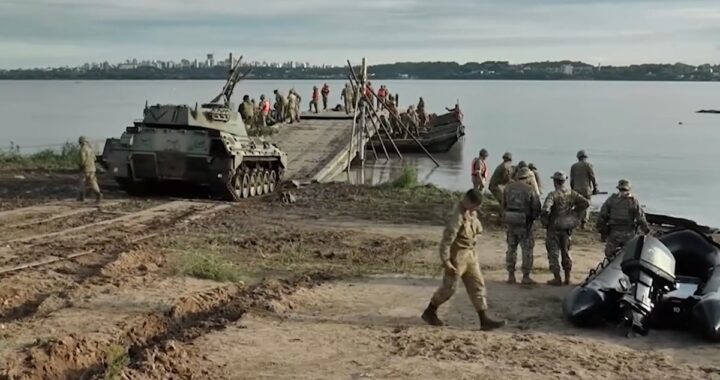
top-left (0, 171), bottom-right (718, 379)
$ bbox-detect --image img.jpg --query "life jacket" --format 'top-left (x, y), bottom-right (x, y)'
top-left (365, 85), bottom-right (373, 97)
top-left (313, 89), bottom-right (320, 101)
top-left (321, 85), bottom-right (329, 96)
top-left (471, 158), bottom-right (480, 176)
top-left (377, 88), bottom-right (387, 98)
top-left (261, 100), bottom-right (270, 114)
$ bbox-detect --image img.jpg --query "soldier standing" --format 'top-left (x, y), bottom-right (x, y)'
top-left (421, 189), bottom-right (506, 330)
top-left (489, 152), bottom-right (513, 214)
top-left (78, 136), bottom-right (102, 203)
top-left (528, 163), bottom-right (542, 194)
top-left (503, 167), bottom-right (541, 284)
top-left (259, 95), bottom-right (271, 126)
top-left (341, 84), bottom-right (353, 114)
top-left (541, 171), bottom-right (589, 286)
top-left (310, 86), bottom-right (320, 114)
top-left (596, 179), bottom-right (650, 258)
top-left (471, 149), bottom-right (489, 193)
top-left (238, 95), bottom-right (254, 126)
top-left (570, 150), bottom-right (598, 229)
top-left (273, 89), bottom-right (286, 122)
top-left (321, 83), bottom-right (330, 111)
top-left (287, 90), bottom-right (299, 124)
top-left (513, 161), bottom-right (540, 196)
top-left (417, 97), bottom-right (427, 127)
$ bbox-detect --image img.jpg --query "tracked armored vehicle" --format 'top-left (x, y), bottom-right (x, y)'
top-left (101, 56), bottom-right (287, 200)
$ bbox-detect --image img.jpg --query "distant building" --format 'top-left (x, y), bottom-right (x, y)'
top-left (561, 64), bottom-right (574, 76)
top-left (206, 53), bottom-right (214, 67)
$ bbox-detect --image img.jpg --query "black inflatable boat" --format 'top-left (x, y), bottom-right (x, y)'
top-left (563, 228), bottom-right (720, 340)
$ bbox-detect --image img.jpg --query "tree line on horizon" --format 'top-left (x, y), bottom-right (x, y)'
top-left (1, 61), bottom-right (718, 81)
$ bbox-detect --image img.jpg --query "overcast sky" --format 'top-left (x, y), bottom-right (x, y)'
top-left (1, 0), bottom-right (719, 68)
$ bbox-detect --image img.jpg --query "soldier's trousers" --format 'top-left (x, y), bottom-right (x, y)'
top-left (322, 96), bottom-right (328, 110)
top-left (431, 249), bottom-right (488, 311)
top-left (344, 99), bottom-right (352, 114)
top-left (489, 185), bottom-right (504, 214)
top-left (506, 226), bottom-right (534, 275)
top-left (579, 194), bottom-right (591, 225)
top-left (79, 171), bottom-right (100, 196)
top-left (605, 229), bottom-right (636, 258)
top-left (309, 100), bottom-right (319, 113)
top-left (546, 228), bottom-right (572, 273)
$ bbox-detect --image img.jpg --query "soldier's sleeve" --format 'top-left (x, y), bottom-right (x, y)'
top-left (573, 190), bottom-right (591, 210)
top-left (635, 200), bottom-right (650, 233)
top-left (569, 164), bottom-right (576, 190)
top-left (439, 207), bottom-right (463, 263)
top-left (589, 163), bottom-right (598, 191)
top-left (530, 191), bottom-right (541, 221)
top-left (540, 193), bottom-right (553, 226)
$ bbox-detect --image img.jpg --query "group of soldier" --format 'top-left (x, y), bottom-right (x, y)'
top-left (422, 148), bottom-right (649, 330)
top-left (237, 84), bottom-right (333, 128)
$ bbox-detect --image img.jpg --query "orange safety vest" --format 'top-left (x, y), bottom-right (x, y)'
top-left (261, 100), bottom-right (270, 114)
top-left (471, 158), bottom-right (487, 178)
top-left (313, 89), bottom-right (321, 101)
top-left (377, 88), bottom-right (387, 98)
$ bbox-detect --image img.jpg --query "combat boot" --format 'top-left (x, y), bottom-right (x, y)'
top-left (547, 272), bottom-right (563, 286)
top-left (564, 269), bottom-right (572, 285)
top-left (421, 302), bottom-right (444, 326)
top-left (77, 190), bottom-right (86, 202)
top-left (95, 192), bottom-right (103, 204)
top-left (506, 272), bottom-right (516, 284)
top-left (478, 311), bottom-right (506, 331)
top-left (521, 274), bottom-right (536, 285)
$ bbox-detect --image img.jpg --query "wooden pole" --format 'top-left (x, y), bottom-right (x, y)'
top-left (366, 113), bottom-right (390, 160)
top-left (367, 107), bottom-right (401, 159)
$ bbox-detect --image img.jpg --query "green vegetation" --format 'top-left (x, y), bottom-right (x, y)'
top-left (103, 344), bottom-right (129, 380)
top-left (0, 142), bottom-right (80, 171)
top-left (171, 250), bottom-right (245, 283)
top-left (389, 166), bottom-right (419, 189)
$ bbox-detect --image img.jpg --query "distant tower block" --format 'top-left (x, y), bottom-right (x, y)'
top-left (207, 53), bottom-right (214, 67)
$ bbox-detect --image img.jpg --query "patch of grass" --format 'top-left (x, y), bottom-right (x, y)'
top-left (0, 142), bottom-right (81, 171)
top-left (172, 251), bottom-right (244, 283)
top-left (103, 344), bottom-right (129, 380)
top-left (389, 166), bottom-right (419, 188)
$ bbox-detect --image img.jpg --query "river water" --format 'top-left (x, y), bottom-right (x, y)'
top-left (1, 80), bottom-right (719, 225)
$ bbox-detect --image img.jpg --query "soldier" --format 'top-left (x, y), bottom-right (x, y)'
top-left (528, 163), bottom-right (542, 194)
top-left (541, 171), bottom-right (590, 286)
top-left (596, 179), bottom-right (650, 258)
top-left (514, 161), bottom-right (540, 196)
top-left (293, 89), bottom-right (302, 122)
top-left (489, 152), bottom-right (513, 214)
top-left (570, 150), bottom-right (598, 229)
top-left (309, 86), bottom-right (320, 114)
top-left (259, 95), bottom-right (271, 127)
top-left (321, 83), bottom-right (330, 110)
top-left (503, 167), bottom-right (542, 284)
top-left (287, 90), bottom-right (299, 124)
top-left (471, 149), bottom-right (489, 192)
top-left (377, 85), bottom-right (387, 109)
top-left (417, 97), bottom-right (427, 127)
top-left (273, 89), bottom-right (286, 122)
top-left (421, 189), bottom-right (506, 330)
top-left (341, 84), bottom-right (353, 114)
top-left (78, 136), bottom-right (102, 203)
top-left (238, 95), bottom-right (254, 126)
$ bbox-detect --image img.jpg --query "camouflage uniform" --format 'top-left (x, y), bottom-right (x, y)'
top-left (274, 91), bottom-right (286, 122)
top-left (430, 204), bottom-right (488, 312)
top-left (341, 85), bottom-right (353, 114)
top-left (287, 92), bottom-right (298, 124)
top-left (239, 100), bottom-right (254, 126)
top-left (529, 165), bottom-right (542, 195)
top-left (542, 185), bottom-right (589, 281)
top-left (503, 172), bottom-right (541, 281)
top-left (570, 155), bottom-right (597, 226)
top-left (78, 138), bottom-right (101, 202)
top-left (596, 183), bottom-right (649, 258)
top-left (489, 160), bottom-right (512, 208)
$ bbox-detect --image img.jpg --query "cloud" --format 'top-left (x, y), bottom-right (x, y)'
top-left (0, 0), bottom-right (718, 68)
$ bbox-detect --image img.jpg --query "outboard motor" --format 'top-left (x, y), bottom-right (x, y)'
top-left (619, 235), bottom-right (676, 336)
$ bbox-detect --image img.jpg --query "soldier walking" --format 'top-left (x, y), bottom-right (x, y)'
top-left (596, 179), bottom-right (650, 258)
top-left (273, 89), bottom-right (286, 122)
top-left (78, 136), bottom-right (102, 203)
top-left (503, 167), bottom-right (541, 284)
top-left (321, 83), bottom-right (330, 111)
top-left (259, 95), bottom-right (270, 126)
top-left (421, 189), bottom-right (506, 330)
top-left (513, 161), bottom-right (540, 196)
top-left (471, 149), bottom-right (489, 193)
top-left (541, 171), bottom-right (589, 286)
top-left (341, 84), bottom-right (353, 114)
top-left (489, 152), bottom-right (513, 214)
top-left (287, 90), bottom-right (298, 124)
top-left (570, 150), bottom-right (598, 229)
top-left (310, 86), bottom-right (320, 114)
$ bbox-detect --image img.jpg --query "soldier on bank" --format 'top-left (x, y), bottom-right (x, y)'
top-left (287, 90), bottom-right (298, 124)
top-left (503, 167), bottom-right (542, 284)
top-left (78, 136), bottom-right (102, 203)
top-left (321, 83), bottom-right (330, 111)
top-left (471, 149), bottom-right (489, 193)
top-left (421, 189), bottom-right (506, 330)
top-left (489, 152), bottom-right (513, 214)
top-left (238, 95), bottom-right (254, 126)
top-left (570, 150), bottom-right (598, 229)
top-left (596, 179), bottom-right (650, 258)
top-left (513, 161), bottom-right (540, 196)
top-left (541, 171), bottom-right (589, 286)
top-left (341, 84), bottom-right (353, 114)
top-left (528, 163), bottom-right (542, 194)
top-left (273, 89), bottom-right (286, 122)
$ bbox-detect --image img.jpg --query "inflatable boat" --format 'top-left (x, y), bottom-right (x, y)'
top-left (563, 226), bottom-right (720, 340)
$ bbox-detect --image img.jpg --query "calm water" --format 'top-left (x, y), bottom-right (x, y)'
top-left (1, 80), bottom-right (719, 225)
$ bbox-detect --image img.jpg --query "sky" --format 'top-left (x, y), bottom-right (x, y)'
top-left (1, 0), bottom-right (719, 69)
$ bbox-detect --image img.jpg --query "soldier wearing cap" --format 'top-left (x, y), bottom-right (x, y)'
top-left (541, 171), bottom-right (589, 285)
top-left (471, 149), bottom-right (490, 193)
top-left (570, 150), bottom-right (598, 229)
top-left (422, 189), bottom-right (506, 330)
top-left (77, 136), bottom-right (102, 203)
top-left (489, 152), bottom-right (513, 215)
top-left (503, 167), bottom-right (542, 284)
top-left (596, 179), bottom-right (650, 258)
top-left (528, 163), bottom-right (542, 194)
top-left (513, 161), bottom-right (540, 196)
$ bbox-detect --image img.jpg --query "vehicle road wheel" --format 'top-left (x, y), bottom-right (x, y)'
top-left (269, 170), bottom-right (277, 192)
top-left (262, 170), bottom-right (270, 194)
top-left (241, 172), bottom-right (251, 198)
top-left (231, 173), bottom-right (243, 200)
top-left (249, 173), bottom-right (257, 197)
top-left (256, 171), bottom-right (265, 195)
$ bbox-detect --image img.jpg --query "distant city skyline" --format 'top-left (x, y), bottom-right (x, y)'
top-left (1, 1), bottom-right (720, 69)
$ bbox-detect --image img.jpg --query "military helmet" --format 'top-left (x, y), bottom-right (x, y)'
top-left (617, 179), bottom-right (631, 191)
top-left (273, 89), bottom-right (279, 94)
top-left (502, 152), bottom-right (512, 161)
top-left (243, 95), bottom-right (250, 101)
top-left (528, 163), bottom-right (537, 170)
top-left (517, 161), bottom-right (527, 168)
top-left (551, 171), bottom-right (567, 181)
top-left (260, 94), bottom-right (265, 100)
top-left (78, 136), bottom-right (87, 144)
top-left (479, 148), bottom-right (488, 157)
top-left (577, 150), bottom-right (588, 159)
top-left (516, 167), bottom-right (532, 180)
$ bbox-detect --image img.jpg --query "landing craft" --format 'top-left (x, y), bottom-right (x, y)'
top-left (99, 55), bottom-right (287, 200)
top-left (563, 217), bottom-right (720, 341)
